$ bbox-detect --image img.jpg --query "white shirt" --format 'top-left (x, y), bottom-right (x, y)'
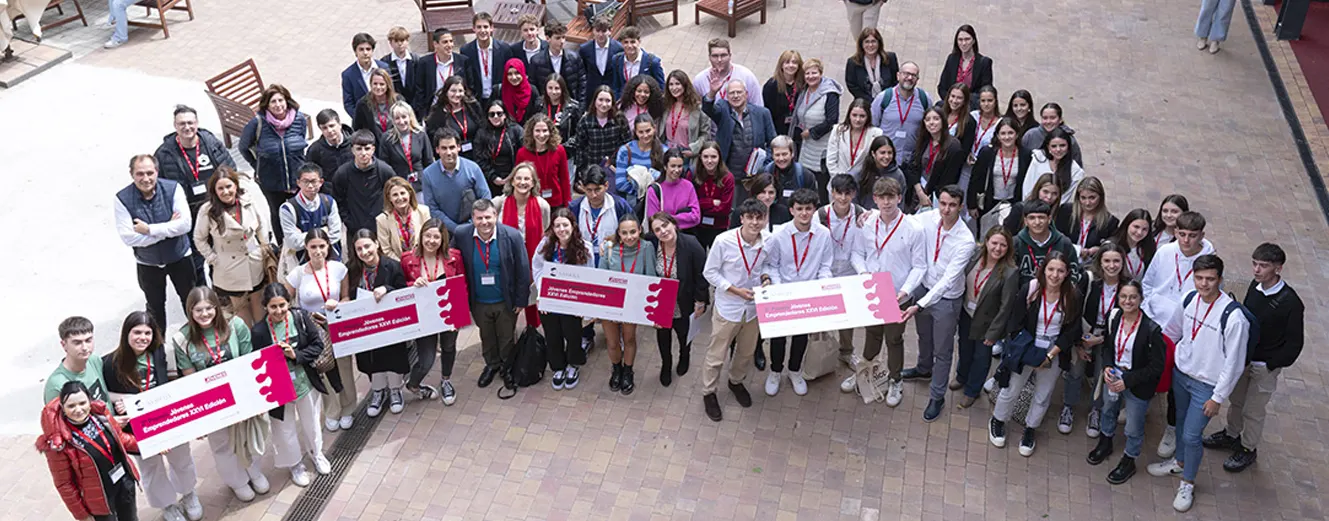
top-left (1125, 245), bottom-right (1146, 280)
top-left (1033, 296), bottom-right (1064, 349)
top-left (691, 64), bottom-right (766, 107)
top-left (1163, 291), bottom-right (1249, 403)
top-left (970, 110), bottom-right (998, 156)
top-left (476, 41), bottom-right (495, 98)
top-left (1022, 149), bottom-right (1085, 205)
top-left (1141, 239), bottom-right (1216, 327)
top-left (285, 261), bottom-right (348, 312)
top-left (1255, 279), bottom-right (1285, 296)
top-left (914, 209), bottom-right (976, 307)
top-left (358, 62), bottom-right (375, 91)
top-left (850, 210), bottom-right (927, 295)
top-left (392, 52), bottom-right (411, 84)
top-left (989, 147), bottom-right (1020, 202)
top-left (523, 42), bottom-right (541, 63)
top-left (621, 52), bottom-right (642, 83)
top-left (1112, 311), bottom-right (1141, 370)
top-left (704, 228), bottom-right (770, 322)
top-left (113, 183), bottom-right (193, 264)
top-left (436, 55), bottom-right (456, 85)
top-left (595, 41), bottom-right (611, 73)
top-left (549, 50), bottom-right (563, 74)
top-left (815, 204), bottom-right (861, 276)
top-left (762, 221), bottom-right (833, 284)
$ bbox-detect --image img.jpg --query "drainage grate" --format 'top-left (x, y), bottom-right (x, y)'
top-left (283, 398), bottom-right (383, 521)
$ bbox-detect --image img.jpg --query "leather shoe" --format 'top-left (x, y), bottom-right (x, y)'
top-left (1223, 448), bottom-right (1257, 472)
top-left (477, 365), bottom-right (499, 388)
top-left (922, 398), bottom-right (944, 423)
top-left (753, 347), bottom-right (767, 371)
top-left (901, 367), bottom-right (931, 380)
top-left (1107, 456), bottom-right (1136, 484)
top-left (703, 393), bottom-right (722, 421)
top-left (728, 381), bottom-right (753, 407)
top-left (1087, 435), bottom-right (1114, 465)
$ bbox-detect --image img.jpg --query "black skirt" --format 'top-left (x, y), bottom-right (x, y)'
top-left (356, 341), bottom-right (410, 375)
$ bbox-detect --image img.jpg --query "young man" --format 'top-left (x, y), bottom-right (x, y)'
top-left (453, 199), bottom-right (531, 390)
top-left (815, 174), bottom-right (868, 365)
top-left (381, 26), bottom-right (418, 98)
top-left (114, 154), bottom-right (195, 330)
top-left (411, 28), bottom-right (475, 119)
top-left (869, 62), bottom-right (931, 166)
top-left (577, 16), bottom-right (624, 104)
top-left (900, 186), bottom-right (976, 422)
top-left (1148, 254), bottom-right (1249, 513)
top-left (529, 21), bottom-right (586, 103)
top-left (43, 317), bottom-right (109, 403)
top-left (279, 164), bottom-right (344, 262)
top-left (305, 109), bottom-right (355, 190)
top-left (1202, 243), bottom-right (1304, 472)
top-left (330, 130), bottom-right (395, 236)
top-left (512, 14), bottom-right (547, 67)
top-left (760, 189), bottom-right (833, 396)
top-left (701, 198), bottom-right (770, 421)
top-left (460, 12), bottom-right (516, 104)
top-left (753, 135), bottom-right (816, 208)
top-left (692, 38), bottom-right (765, 108)
top-left (845, 177), bottom-right (926, 406)
top-left (1011, 200), bottom-right (1080, 286)
top-left (607, 26), bottom-right (665, 99)
top-left (341, 33), bottom-right (390, 117)
top-left (703, 80), bottom-right (778, 178)
top-left (420, 128), bottom-right (492, 234)
top-left (153, 104), bottom-right (236, 284)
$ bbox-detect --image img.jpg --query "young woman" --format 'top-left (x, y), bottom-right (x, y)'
top-left (907, 107), bottom-right (964, 210)
top-left (988, 251), bottom-right (1083, 457)
top-left (570, 85), bottom-right (632, 173)
top-left (401, 218), bottom-right (464, 403)
top-left (102, 312), bottom-right (201, 521)
top-left (692, 141), bottom-right (736, 248)
top-left (936, 25), bottom-right (994, 103)
top-left (342, 230), bottom-right (410, 417)
top-left (532, 209), bottom-right (595, 390)
top-left (619, 75), bottom-right (665, 123)
top-left (614, 114), bottom-right (668, 201)
top-left (762, 50), bottom-right (804, 137)
top-left (501, 58), bottom-right (543, 126)
top-left (515, 114), bottom-right (572, 209)
top-left (1020, 102), bottom-right (1083, 165)
top-left (1088, 280), bottom-right (1166, 485)
top-left (194, 167), bottom-right (273, 326)
top-left (660, 69), bottom-right (713, 159)
top-left (171, 286), bottom-right (269, 501)
top-left (970, 118), bottom-right (1033, 217)
top-left (475, 99), bottom-right (526, 195)
top-left (378, 101), bottom-right (434, 192)
top-left (793, 58), bottom-right (843, 198)
top-left (969, 86), bottom-right (1002, 166)
top-left (494, 162), bottom-right (552, 327)
top-left (352, 68), bottom-right (405, 142)
top-left (1056, 176), bottom-right (1119, 261)
top-left (1003, 174), bottom-right (1064, 235)
top-left (736, 173), bottom-right (793, 231)
top-left (39, 381), bottom-right (140, 521)
top-left (648, 213), bottom-right (708, 387)
top-left (1065, 242), bottom-right (1130, 438)
top-left (1003, 89), bottom-right (1036, 142)
top-left (853, 136), bottom-right (909, 212)
top-left (1022, 128), bottom-right (1085, 205)
top-left (844, 28), bottom-right (899, 102)
top-left (597, 214), bottom-right (658, 395)
top-left (250, 284), bottom-right (332, 488)
top-left (238, 83), bottom-right (306, 245)
top-left (1112, 208), bottom-right (1157, 279)
top-left (955, 226), bottom-right (1018, 408)
top-left (375, 177), bottom-right (431, 261)
top-left (825, 99), bottom-right (883, 179)
top-left (942, 83), bottom-right (978, 159)
top-left (425, 76), bottom-right (482, 160)
top-left (542, 74), bottom-right (582, 150)
top-left (645, 148), bottom-right (702, 231)
top-left (1152, 194), bottom-right (1189, 246)
top-left (283, 229), bottom-right (354, 431)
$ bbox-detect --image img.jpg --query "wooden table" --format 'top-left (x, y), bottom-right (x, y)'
top-left (491, 1), bottom-right (547, 30)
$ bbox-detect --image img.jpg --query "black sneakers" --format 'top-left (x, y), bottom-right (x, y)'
top-left (1224, 448), bottom-right (1258, 472)
top-left (901, 367), bottom-right (931, 380)
top-left (1018, 427), bottom-right (1037, 457)
top-left (703, 393), bottom-right (722, 421)
top-left (1202, 429), bottom-right (1241, 450)
top-left (988, 417), bottom-right (1006, 448)
top-left (1107, 456), bottom-right (1136, 485)
top-left (1087, 436), bottom-right (1114, 465)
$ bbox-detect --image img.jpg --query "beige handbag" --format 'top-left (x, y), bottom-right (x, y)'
top-left (799, 332), bottom-right (840, 381)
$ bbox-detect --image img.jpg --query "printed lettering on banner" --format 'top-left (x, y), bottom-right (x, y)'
top-left (755, 273), bottom-right (904, 338)
top-left (536, 264), bottom-right (679, 328)
top-left (126, 346), bottom-right (296, 457)
top-left (327, 276), bottom-right (473, 357)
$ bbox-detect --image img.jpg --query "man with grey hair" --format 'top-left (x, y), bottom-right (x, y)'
top-left (870, 62), bottom-right (931, 167)
top-left (704, 79), bottom-right (777, 181)
top-left (453, 198), bottom-right (531, 392)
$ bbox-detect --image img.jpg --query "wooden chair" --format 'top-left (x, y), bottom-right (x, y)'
top-left (204, 59), bottom-right (264, 147)
top-left (10, 0), bottom-right (87, 34)
top-left (205, 92), bottom-right (257, 149)
top-left (564, 0), bottom-right (629, 44)
top-left (418, 0), bottom-right (474, 50)
top-left (129, 0), bottom-right (194, 39)
top-left (629, 0), bottom-right (679, 27)
top-left (695, 0), bottom-right (765, 38)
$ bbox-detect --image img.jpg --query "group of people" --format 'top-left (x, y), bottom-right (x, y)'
top-left (41, 9), bottom-right (1304, 521)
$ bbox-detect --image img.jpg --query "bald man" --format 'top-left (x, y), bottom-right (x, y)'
top-left (703, 79), bottom-right (778, 182)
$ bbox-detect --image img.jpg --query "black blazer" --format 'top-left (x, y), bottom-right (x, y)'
top-left (1099, 311), bottom-right (1166, 399)
top-left (460, 40), bottom-right (518, 104)
top-left (905, 138), bottom-right (964, 200)
top-left (936, 52), bottom-right (994, 104)
top-left (844, 52), bottom-right (899, 102)
top-left (529, 46), bottom-right (587, 104)
top-left (351, 93), bottom-right (406, 143)
top-left (1082, 278), bottom-right (1121, 335)
top-left (380, 51), bottom-right (419, 99)
top-left (969, 145), bottom-right (1033, 212)
top-left (453, 223), bottom-right (532, 308)
top-left (251, 309), bottom-right (337, 420)
top-left (473, 122), bottom-right (525, 190)
top-left (577, 38), bottom-right (624, 103)
top-left (377, 129), bottom-right (435, 191)
top-left (410, 52), bottom-right (475, 118)
top-left (100, 348), bottom-right (171, 395)
top-left (1006, 280), bottom-right (1083, 358)
top-left (650, 233), bottom-right (710, 314)
top-left (1055, 207), bottom-right (1120, 255)
top-left (963, 257), bottom-right (1019, 342)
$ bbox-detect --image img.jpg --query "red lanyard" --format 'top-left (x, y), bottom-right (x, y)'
top-left (661, 247), bottom-right (676, 278)
top-left (268, 315), bottom-right (293, 346)
top-left (480, 48), bottom-right (490, 77)
top-left (402, 136), bottom-right (414, 172)
top-left (311, 264), bottom-right (332, 302)
top-left (925, 140), bottom-right (940, 176)
top-left (587, 210), bottom-right (607, 243)
top-left (377, 107), bottom-right (389, 131)
top-left (998, 148), bottom-right (1015, 185)
top-left (1116, 312), bottom-right (1141, 361)
top-left (1175, 253), bottom-right (1193, 290)
top-left (619, 244), bottom-right (639, 273)
top-left (177, 138), bottom-right (201, 181)
top-left (668, 106), bottom-right (685, 144)
top-left (894, 88), bottom-right (915, 126)
top-left (450, 108), bottom-right (469, 140)
top-left (475, 236), bottom-right (492, 271)
top-left (1040, 292), bottom-right (1060, 335)
top-left (67, 419), bottom-right (114, 462)
top-left (141, 354), bottom-right (154, 390)
top-left (785, 86), bottom-right (796, 113)
top-left (790, 232), bottom-right (813, 274)
top-left (974, 116), bottom-right (996, 154)
top-left (957, 56), bottom-right (974, 83)
top-left (492, 128), bottom-right (507, 160)
top-left (933, 219), bottom-right (946, 262)
top-left (1027, 245), bottom-right (1051, 272)
top-left (1099, 283), bottom-right (1117, 325)
top-left (1190, 296), bottom-right (1219, 341)
top-left (394, 211), bottom-right (413, 246)
top-left (1126, 249), bottom-right (1141, 276)
top-left (547, 102), bottom-right (561, 120)
top-left (973, 266), bottom-right (993, 299)
top-left (1078, 217), bottom-right (1092, 249)
top-left (361, 264), bottom-right (378, 290)
top-left (200, 330), bottom-right (224, 365)
top-left (848, 128), bottom-right (867, 162)
top-left (438, 62), bottom-right (454, 89)
top-left (875, 213), bottom-right (903, 253)
top-left (737, 230), bottom-right (762, 278)
top-left (832, 211), bottom-right (853, 248)
top-left (623, 58), bottom-right (635, 84)
top-left (424, 252), bottom-right (444, 280)
top-left (231, 205), bottom-right (247, 241)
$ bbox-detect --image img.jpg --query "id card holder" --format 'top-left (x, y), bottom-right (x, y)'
top-left (192, 183), bottom-right (208, 196)
top-left (965, 299), bottom-right (977, 314)
top-left (408, 172), bottom-right (420, 183)
top-left (461, 142), bottom-right (474, 152)
top-left (109, 463), bottom-right (126, 484)
top-left (894, 130), bottom-right (908, 139)
top-left (782, 189), bottom-right (794, 198)
top-left (542, 189), bottom-right (553, 198)
top-left (701, 216), bottom-right (715, 226)
top-left (481, 274), bottom-right (496, 286)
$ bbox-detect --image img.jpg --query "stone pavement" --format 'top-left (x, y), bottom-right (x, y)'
top-left (3, 0), bottom-right (1328, 520)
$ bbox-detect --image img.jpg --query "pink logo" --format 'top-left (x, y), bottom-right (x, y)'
top-left (862, 272), bottom-right (904, 324)
top-left (643, 279), bottom-right (680, 328)
top-left (253, 345), bottom-right (298, 405)
top-left (434, 276), bottom-right (473, 328)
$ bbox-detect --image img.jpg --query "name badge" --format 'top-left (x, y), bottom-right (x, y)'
top-left (109, 463), bottom-right (126, 484)
top-left (782, 189), bottom-right (794, 198)
top-left (965, 299), bottom-right (978, 314)
top-left (192, 183), bottom-right (208, 196)
top-left (701, 216), bottom-right (715, 226)
top-left (542, 189), bottom-right (553, 198)
top-left (461, 142), bottom-right (474, 153)
top-left (407, 172), bottom-right (420, 183)
top-left (894, 130), bottom-right (907, 139)
top-left (783, 116), bottom-right (792, 126)
top-left (481, 274), bottom-right (496, 286)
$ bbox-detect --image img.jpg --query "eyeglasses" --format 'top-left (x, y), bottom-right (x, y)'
top-left (900, 72), bottom-right (919, 78)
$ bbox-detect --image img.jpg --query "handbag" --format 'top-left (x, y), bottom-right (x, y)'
top-left (799, 332), bottom-right (839, 381)
top-left (308, 312), bottom-right (338, 373)
top-left (851, 354), bottom-right (892, 404)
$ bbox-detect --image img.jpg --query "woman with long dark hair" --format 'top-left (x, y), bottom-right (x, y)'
top-left (541, 74), bottom-right (581, 150)
top-left (1003, 89), bottom-right (1036, 142)
top-left (1020, 102), bottom-right (1083, 165)
top-left (826, 98), bottom-right (883, 179)
top-left (619, 74), bottom-right (666, 123)
top-left (1022, 127), bottom-right (1085, 205)
top-left (569, 85), bottom-right (632, 172)
top-left (1002, 174), bottom-right (1065, 235)
top-left (597, 214), bottom-right (657, 395)
top-left (474, 99), bottom-right (526, 195)
top-left (194, 166), bottom-right (273, 326)
top-left (401, 218), bottom-right (464, 404)
top-left (282, 229), bottom-right (354, 431)
top-left (661, 69), bottom-right (713, 159)
top-left (39, 381), bottom-right (141, 521)
top-left (614, 114), bottom-right (668, 201)
top-left (936, 25), bottom-right (994, 104)
top-left (1063, 242), bottom-right (1130, 438)
top-left (1087, 280), bottom-right (1166, 484)
top-left (692, 141), bottom-right (735, 248)
top-left (844, 28), bottom-right (898, 102)
top-left (648, 212), bottom-right (708, 387)
top-left (955, 226), bottom-right (1018, 408)
top-left (1111, 208), bottom-right (1157, 279)
top-left (645, 148), bottom-right (702, 231)
top-left (342, 229), bottom-right (410, 418)
top-left (970, 118), bottom-right (1032, 217)
top-left (1151, 194), bottom-right (1189, 246)
top-left (424, 75), bottom-right (482, 160)
top-left (906, 106), bottom-right (963, 210)
top-left (533, 208), bottom-right (594, 390)
top-left (854, 135), bottom-right (910, 212)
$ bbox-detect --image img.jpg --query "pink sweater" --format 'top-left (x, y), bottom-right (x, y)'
top-left (645, 178), bottom-right (701, 229)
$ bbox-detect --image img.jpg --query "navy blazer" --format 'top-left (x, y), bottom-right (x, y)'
top-left (380, 51), bottom-right (419, 99)
top-left (607, 51), bottom-right (666, 100)
top-left (460, 40), bottom-right (518, 104)
top-left (701, 99), bottom-right (778, 166)
top-left (452, 223), bottom-right (532, 308)
top-left (577, 39), bottom-right (624, 103)
top-left (410, 52), bottom-right (475, 119)
top-left (512, 39), bottom-right (548, 70)
top-left (341, 60), bottom-right (389, 116)
top-left (529, 45), bottom-right (587, 103)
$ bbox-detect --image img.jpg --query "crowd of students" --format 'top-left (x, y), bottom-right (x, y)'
top-left (39, 11), bottom-right (1306, 521)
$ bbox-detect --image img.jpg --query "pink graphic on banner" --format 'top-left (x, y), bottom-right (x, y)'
top-left (862, 272), bottom-right (904, 324)
top-left (435, 276), bottom-right (473, 328)
top-left (328, 303), bottom-right (420, 343)
top-left (129, 384), bottom-right (237, 441)
top-left (643, 279), bottom-right (681, 328)
top-left (253, 346), bottom-right (298, 405)
top-left (541, 277), bottom-right (627, 307)
top-left (757, 294), bottom-right (847, 323)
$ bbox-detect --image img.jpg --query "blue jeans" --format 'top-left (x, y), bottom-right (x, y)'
top-left (1099, 388), bottom-right (1150, 458)
top-left (1172, 369), bottom-right (1216, 482)
top-left (955, 313), bottom-right (992, 398)
top-left (1062, 352), bottom-right (1104, 411)
top-left (1195, 0), bottom-right (1236, 41)
top-left (109, 0), bottom-right (135, 43)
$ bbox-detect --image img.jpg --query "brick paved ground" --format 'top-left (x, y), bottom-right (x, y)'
top-left (6, 0), bottom-right (1329, 520)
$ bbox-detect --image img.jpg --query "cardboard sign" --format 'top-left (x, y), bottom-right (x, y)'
top-left (327, 276), bottom-right (472, 357)
top-left (756, 273), bottom-right (904, 338)
top-left (536, 264), bottom-right (680, 328)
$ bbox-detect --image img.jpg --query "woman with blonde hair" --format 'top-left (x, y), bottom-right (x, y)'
top-left (352, 68), bottom-right (405, 142)
top-left (1056, 176), bottom-right (1118, 261)
top-left (494, 162), bottom-right (551, 327)
top-left (194, 166), bottom-right (274, 325)
top-left (762, 50), bottom-right (804, 137)
top-left (379, 100), bottom-right (434, 192)
top-left (792, 58), bottom-right (843, 204)
top-left (375, 177), bottom-right (431, 261)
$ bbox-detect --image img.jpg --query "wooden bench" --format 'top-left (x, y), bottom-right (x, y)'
top-left (629, 0), bottom-right (678, 27)
top-left (418, 0), bottom-right (474, 51)
top-left (204, 59), bottom-right (264, 148)
top-left (695, 0), bottom-right (765, 38)
top-left (564, 0), bottom-right (629, 44)
top-left (128, 0), bottom-right (194, 39)
top-left (10, 0), bottom-right (87, 35)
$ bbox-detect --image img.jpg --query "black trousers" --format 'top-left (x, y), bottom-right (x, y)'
top-left (263, 189), bottom-right (293, 244)
top-left (93, 477), bottom-right (137, 521)
top-left (408, 330), bottom-right (459, 387)
top-left (655, 316), bottom-right (691, 362)
top-left (694, 227), bottom-right (724, 250)
top-left (543, 312), bottom-right (586, 371)
top-left (769, 334), bottom-right (809, 373)
top-left (137, 258), bottom-right (195, 331)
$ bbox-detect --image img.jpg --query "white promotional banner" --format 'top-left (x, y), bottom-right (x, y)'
top-left (126, 346), bottom-right (296, 458)
top-left (536, 264), bottom-right (680, 328)
top-left (327, 276), bottom-right (472, 357)
top-left (755, 273), bottom-right (905, 338)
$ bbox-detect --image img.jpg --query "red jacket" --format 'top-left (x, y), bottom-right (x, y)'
top-left (515, 145), bottom-right (571, 208)
top-left (36, 399), bottom-right (140, 519)
top-left (401, 247), bottom-right (465, 282)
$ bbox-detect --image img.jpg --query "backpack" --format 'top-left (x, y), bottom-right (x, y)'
top-left (878, 86), bottom-right (931, 116)
top-left (504, 327), bottom-right (547, 395)
top-left (1181, 291), bottom-right (1259, 357)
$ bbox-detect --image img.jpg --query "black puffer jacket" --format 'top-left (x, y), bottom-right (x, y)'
top-left (153, 129), bottom-right (236, 216)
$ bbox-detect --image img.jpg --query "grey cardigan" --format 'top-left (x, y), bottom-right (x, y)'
top-left (656, 106), bottom-right (714, 157)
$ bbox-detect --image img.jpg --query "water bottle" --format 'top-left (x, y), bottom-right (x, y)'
top-left (1104, 368), bottom-right (1121, 404)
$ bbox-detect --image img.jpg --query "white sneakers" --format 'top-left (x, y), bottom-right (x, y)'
top-left (103, 39), bottom-right (125, 49)
top-left (313, 452), bottom-right (332, 475)
top-left (1147, 458), bottom-right (1183, 477)
top-left (339, 415), bottom-right (354, 430)
top-left (1158, 425), bottom-right (1177, 458)
top-left (839, 373), bottom-right (857, 393)
top-left (248, 469), bottom-right (270, 494)
top-left (180, 491), bottom-right (203, 520)
top-left (885, 379), bottom-right (903, 407)
top-left (788, 372), bottom-right (808, 396)
top-left (765, 372), bottom-right (781, 396)
top-left (290, 463), bottom-right (312, 487)
top-left (231, 484), bottom-right (256, 502)
top-left (1173, 481), bottom-right (1195, 512)
top-left (1197, 38), bottom-right (1209, 50)
top-left (324, 418), bottom-right (340, 432)
top-left (162, 505), bottom-right (187, 521)
top-left (1207, 40), bottom-right (1221, 54)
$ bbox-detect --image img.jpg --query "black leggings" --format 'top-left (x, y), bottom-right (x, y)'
top-left (769, 334), bottom-right (809, 373)
top-left (655, 316), bottom-right (691, 361)
top-left (1167, 388), bottom-right (1177, 426)
top-left (94, 477), bottom-right (138, 521)
top-left (408, 330), bottom-right (458, 387)
top-left (543, 312), bottom-right (586, 371)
